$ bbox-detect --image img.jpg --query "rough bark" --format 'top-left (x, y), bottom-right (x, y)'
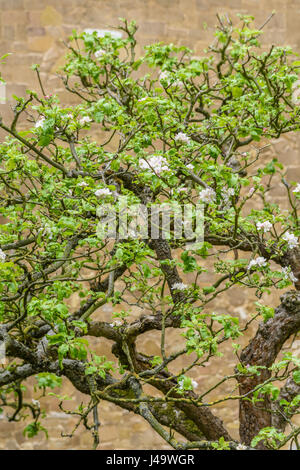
top-left (272, 377), bottom-right (300, 431)
top-left (238, 291), bottom-right (300, 447)
top-left (131, 349), bottom-right (232, 441)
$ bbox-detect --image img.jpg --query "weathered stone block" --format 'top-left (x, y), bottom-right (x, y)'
top-left (28, 35), bottom-right (55, 52)
top-left (41, 5), bottom-right (62, 26)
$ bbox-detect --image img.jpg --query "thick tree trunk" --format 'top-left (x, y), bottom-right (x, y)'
top-left (272, 377), bottom-right (300, 432)
top-left (238, 291), bottom-right (300, 448)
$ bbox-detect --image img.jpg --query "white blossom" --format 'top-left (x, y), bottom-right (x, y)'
top-left (293, 183), bottom-right (300, 194)
top-left (227, 188), bottom-right (235, 197)
top-left (191, 379), bottom-right (199, 390)
top-left (236, 444), bottom-right (248, 450)
top-left (224, 188), bottom-right (235, 197)
top-left (43, 223), bottom-right (54, 240)
top-left (79, 116), bottom-right (92, 126)
top-left (256, 221), bottom-right (272, 233)
top-left (159, 71), bottom-right (169, 82)
top-left (95, 49), bottom-right (105, 58)
top-left (199, 187), bottom-right (216, 204)
top-left (282, 267), bottom-right (298, 283)
top-left (171, 282), bottom-right (188, 291)
top-left (139, 155), bottom-right (170, 175)
top-left (84, 28), bottom-right (122, 39)
top-left (0, 248), bottom-right (6, 263)
top-left (77, 181), bottom-right (89, 187)
top-left (248, 257), bottom-right (267, 270)
top-left (171, 79), bottom-right (184, 88)
top-left (35, 117), bottom-right (45, 128)
top-left (178, 377), bottom-right (197, 391)
top-left (282, 231), bottom-right (298, 249)
top-left (290, 272), bottom-right (298, 283)
top-left (109, 320), bottom-right (122, 327)
top-left (175, 132), bottom-right (190, 144)
top-left (186, 163), bottom-right (194, 170)
top-left (94, 188), bottom-right (112, 197)
top-left (178, 378), bottom-right (185, 390)
top-left (221, 187), bottom-right (235, 209)
top-left (32, 399), bottom-right (40, 408)
top-left (248, 187), bottom-right (255, 197)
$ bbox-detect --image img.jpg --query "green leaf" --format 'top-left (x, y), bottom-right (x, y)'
top-left (293, 370), bottom-right (300, 384)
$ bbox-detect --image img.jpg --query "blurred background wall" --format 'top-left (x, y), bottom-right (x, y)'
top-left (0, 0), bottom-right (299, 450)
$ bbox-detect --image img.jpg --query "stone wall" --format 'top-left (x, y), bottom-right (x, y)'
top-left (0, 0), bottom-right (299, 450)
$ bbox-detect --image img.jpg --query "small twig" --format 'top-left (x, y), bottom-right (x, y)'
top-left (259, 12), bottom-right (276, 31)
